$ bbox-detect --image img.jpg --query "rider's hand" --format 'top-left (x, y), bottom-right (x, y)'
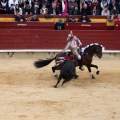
top-left (68, 34), bottom-right (72, 37)
top-left (78, 44), bottom-right (81, 47)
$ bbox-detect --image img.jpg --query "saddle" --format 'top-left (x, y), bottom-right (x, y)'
top-left (65, 49), bottom-right (83, 60)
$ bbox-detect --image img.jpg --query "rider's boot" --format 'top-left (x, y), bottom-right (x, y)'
top-left (78, 60), bottom-right (84, 71)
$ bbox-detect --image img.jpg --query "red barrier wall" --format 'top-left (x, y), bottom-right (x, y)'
top-left (65, 22), bottom-right (107, 30)
top-left (0, 30), bottom-right (120, 50)
top-left (0, 22), bottom-right (54, 29)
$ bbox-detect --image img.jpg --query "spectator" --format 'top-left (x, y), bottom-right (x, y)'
top-left (91, 5), bottom-right (100, 15)
top-left (18, 0), bottom-right (24, 8)
top-left (73, 5), bottom-right (80, 15)
top-left (90, 0), bottom-right (100, 12)
top-left (101, 5), bottom-right (110, 16)
top-left (0, 0), bottom-right (8, 14)
top-left (110, 5), bottom-right (119, 16)
top-left (108, 0), bottom-right (119, 11)
top-left (80, 0), bottom-right (86, 14)
top-left (48, 2), bottom-right (61, 15)
top-left (40, 4), bottom-right (48, 15)
top-left (100, 0), bottom-right (108, 14)
top-left (68, 0), bottom-right (77, 15)
top-left (29, 14), bottom-right (39, 21)
top-left (25, 0), bottom-right (32, 9)
top-left (81, 3), bottom-right (91, 15)
top-left (118, 1), bottom-right (120, 12)
top-left (52, 0), bottom-right (60, 8)
top-left (15, 12), bottom-right (26, 22)
top-left (32, 0), bottom-right (42, 10)
top-left (66, 15), bottom-right (76, 22)
top-left (34, 0), bottom-right (40, 7)
top-left (0, 2), bottom-right (4, 14)
top-left (14, 4), bottom-right (22, 15)
top-left (108, 5), bottom-right (119, 21)
top-left (115, 14), bottom-right (120, 22)
top-left (23, 3), bottom-right (32, 15)
top-left (9, 0), bottom-right (18, 8)
top-left (7, 4), bottom-right (14, 14)
top-left (54, 18), bottom-right (64, 30)
top-left (77, 13), bottom-right (91, 22)
top-left (42, 0), bottom-right (51, 9)
top-left (32, 4), bottom-right (39, 15)
top-left (61, 0), bottom-right (69, 17)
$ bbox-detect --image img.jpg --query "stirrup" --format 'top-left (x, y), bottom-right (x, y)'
top-left (79, 66), bottom-right (84, 71)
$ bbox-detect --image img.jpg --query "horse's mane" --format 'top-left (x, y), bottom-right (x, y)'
top-left (84, 43), bottom-right (104, 51)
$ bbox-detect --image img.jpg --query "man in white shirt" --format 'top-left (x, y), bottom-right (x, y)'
top-left (9, 0), bottom-right (18, 8)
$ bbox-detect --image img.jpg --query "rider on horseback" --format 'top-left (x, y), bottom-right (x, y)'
top-left (62, 31), bottom-right (84, 71)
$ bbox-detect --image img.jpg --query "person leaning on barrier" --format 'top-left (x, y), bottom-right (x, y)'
top-left (77, 13), bottom-right (91, 22)
top-left (29, 14), bottom-right (39, 21)
top-left (66, 15), bottom-right (76, 22)
top-left (108, 5), bottom-right (119, 22)
top-left (54, 18), bottom-right (64, 30)
top-left (15, 12), bottom-right (26, 22)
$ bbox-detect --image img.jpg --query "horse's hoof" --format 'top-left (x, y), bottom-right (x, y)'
top-left (96, 71), bottom-right (100, 75)
top-left (79, 67), bottom-right (84, 71)
top-left (54, 85), bottom-right (57, 88)
top-left (92, 75), bottom-right (95, 79)
top-left (54, 75), bottom-right (58, 77)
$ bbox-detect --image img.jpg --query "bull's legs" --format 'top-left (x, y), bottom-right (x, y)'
top-left (54, 76), bottom-right (62, 88)
top-left (86, 64), bottom-right (100, 79)
top-left (52, 66), bottom-right (57, 77)
top-left (62, 78), bottom-right (71, 86)
top-left (62, 75), bottom-right (78, 86)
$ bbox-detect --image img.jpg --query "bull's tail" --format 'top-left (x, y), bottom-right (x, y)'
top-left (34, 56), bottom-right (56, 68)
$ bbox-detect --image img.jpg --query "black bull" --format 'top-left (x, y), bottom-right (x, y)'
top-left (54, 60), bottom-right (78, 88)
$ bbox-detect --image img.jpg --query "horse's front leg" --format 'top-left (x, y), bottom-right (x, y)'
top-left (86, 66), bottom-right (95, 79)
top-left (90, 64), bottom-right (100, 75)
top-left (52, 66), bottom-right (58, 77)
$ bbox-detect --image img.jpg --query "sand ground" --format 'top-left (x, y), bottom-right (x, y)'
top-left (0, 54), bottom-right (120, 120)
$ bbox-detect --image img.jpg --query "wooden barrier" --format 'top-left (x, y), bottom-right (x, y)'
top-left (0, 15), bottom-right (115, 26)
top-left (65, 22), bottom-right (107, 30)
top-left (0, 30), bottom-right (120, 50)
top-left (0, 22), bottom-right (55, 29)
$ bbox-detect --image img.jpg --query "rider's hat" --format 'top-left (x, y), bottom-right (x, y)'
top-left (68, 31), bottom-right (73, 38)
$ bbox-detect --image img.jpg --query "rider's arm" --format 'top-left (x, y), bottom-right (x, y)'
top-left (75, 36), bottom-right (82, 46)
top-left (67, 34), bottom-right (72, 41)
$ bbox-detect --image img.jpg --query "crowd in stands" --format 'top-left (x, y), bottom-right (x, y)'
top-left (0, 0), bottom-right (120, 17)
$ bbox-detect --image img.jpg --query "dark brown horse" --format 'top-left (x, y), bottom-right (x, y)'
top-left (34, 43), bottom-right (104, 79)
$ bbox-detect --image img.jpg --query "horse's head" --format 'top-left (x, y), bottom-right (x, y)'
top-left (83, 43), bottom-right (104, 59)
top-left (94, 44), bottom-right (103, 59)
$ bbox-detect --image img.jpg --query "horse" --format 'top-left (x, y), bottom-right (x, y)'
top-left (34, 43), bottom-right (104, 79)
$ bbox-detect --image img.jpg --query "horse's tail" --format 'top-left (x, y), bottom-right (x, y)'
top-left (34, 56), bottom-right (56, 68)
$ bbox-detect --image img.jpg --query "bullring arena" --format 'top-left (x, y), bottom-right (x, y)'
top-left (0, 15), bottom-right (120, 120)
top-left (0, 51), bottom-right (120, 120)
